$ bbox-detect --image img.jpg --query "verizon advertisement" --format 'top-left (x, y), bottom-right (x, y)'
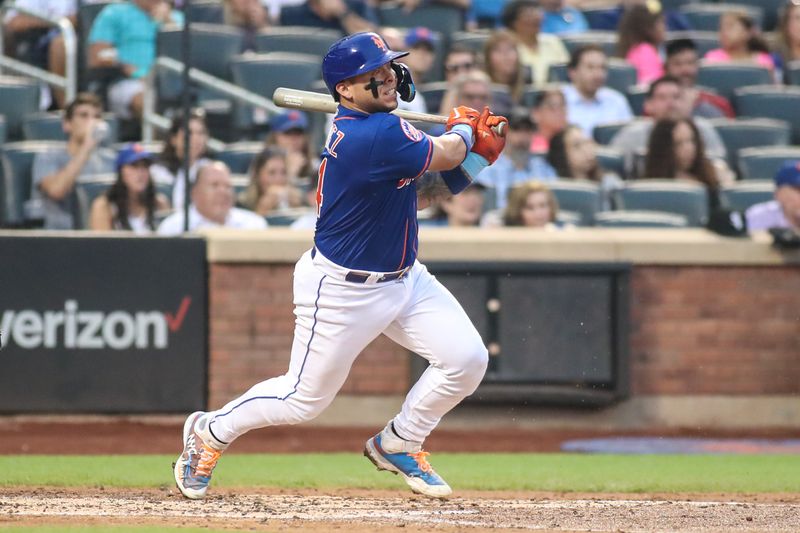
top-left (0, 236), bottom-right (207, 412)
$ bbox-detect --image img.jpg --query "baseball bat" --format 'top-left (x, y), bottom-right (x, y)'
top-left (272, 87), bottom-right (505, 135)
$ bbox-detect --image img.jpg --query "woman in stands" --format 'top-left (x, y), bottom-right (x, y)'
top-left (238, 147), bottom-right (304, 216)
top-left (263, 110), bottom-right (318, 186)
top-left (643, 118), bottom-right (723, 210)
top-left (616, 3), bottom-right (666, 85)
top-left (503, 180), bottom-right (561, 229)
top-left (547, 124), bottom-right (622, 210)
top-left (150, 109), bottom-right (214, 211)
top-left (704, 10), bottom-right (775, 73)
top-left (89, 144), bottom-right (169, 233)
top-left (776, 0), bottom-right (800, 83)
top-left (483, 29), bottom-right (526, 105)
top-left (530, 87), bottom-right (567, 152)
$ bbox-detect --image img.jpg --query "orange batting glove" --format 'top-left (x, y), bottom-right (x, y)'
top-left (445, 105), bottom-right (480, 132)
top-left (471, 106), bottom-right (508, 165)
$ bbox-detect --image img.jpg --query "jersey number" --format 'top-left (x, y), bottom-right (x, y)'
top-left (316, 158), bottom-right (327, 217)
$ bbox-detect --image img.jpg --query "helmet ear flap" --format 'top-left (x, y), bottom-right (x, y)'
top-left (392, 62), bottom-right (416, 103)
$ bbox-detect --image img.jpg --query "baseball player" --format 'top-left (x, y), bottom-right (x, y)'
top-left (174, 32), bottom-right (507, 500)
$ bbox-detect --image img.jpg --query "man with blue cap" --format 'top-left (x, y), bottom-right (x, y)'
top-left (746, 161), bottom-right (800, 232)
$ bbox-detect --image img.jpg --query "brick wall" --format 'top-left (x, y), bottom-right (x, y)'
top-left (209, 263), bottom-right (800, 408)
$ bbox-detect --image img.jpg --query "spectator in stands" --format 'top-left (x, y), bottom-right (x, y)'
top-left (503, 180), bottom-right (560, 229)
top-left (530, 87), bottom-right (567, 152)
top-left (540, 0), bottom-right (588, 35)
top-left (2, 0), bottom-right (77, 109)
top-left (616, 3), bottom-right (665, 85)
top-left (239, 147), bottom-right (305, 215)
top-left (438, 70), bottom-right (512, 124)
top-left (400, 27), bottom-right (438, 85)
top-left (279, 0), bottom-right (375, 33)
top-left (484, 29), bottom-right (526, 105)
top-left (467, 0), bottom-right (508, 30)
top-left (776, 1), bottom-right (800, 83)
top-left (443, 44), bottom-right (479, 84)
top-left (610, 75), bottom-right (726, 177)
top-left (746, 160), bottom-right (800, 232)
top-left (223, 0), bottom-right (269, 51)
top-left (265, 110), bottom-right (317, 184)
top-left (262, 0), bottom-right (305, 24)
top-left (547, 124), bottom-right (622, 210)
top-left (476, 108), bottom-right (556, 210)
top-left (642, 118), bottom-right (723, 210)
top-left (31, 93), bottom-right (115, 230)
top-left (289, 171), bottom-right (320, 230)
top-left (664, 39), bottom-right (734, 119)
top-left (150, 109), bottom-right (214, 212)
top-left (88, 0), bottom-right (184, 121)
top-left (157, 161), bottom-right (267, 234)
top-left (502, 0), bottom-right (569, 87)
top-left (437, 183), bottom-right (487, 227)
top-left (89, 143), bottom-right (170, 233)
top-left (578, 0), bottom-right (690, 32)
top-left (564, 44), bottom-right (633, 137)
top-left (704, 10), bottom-right (775, 73)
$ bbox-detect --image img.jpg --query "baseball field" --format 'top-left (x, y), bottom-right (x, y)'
top-left (1, 421), bottom-right (799, 532)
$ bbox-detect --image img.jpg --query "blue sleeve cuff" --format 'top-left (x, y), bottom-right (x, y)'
top-left (461, 152), bottom-right (489, 181)
top-left (444, 124), bottom-right (474, 153)
top-left (440, 167), bottom-right (472, 194)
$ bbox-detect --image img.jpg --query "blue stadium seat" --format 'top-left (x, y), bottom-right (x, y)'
top-left (665, 31), bottom-right (719, 57)
top-left (449, 31), bottom-right (490, 53)
top-left (215, 142), bottom-right (263, 175)
top-left (186, 0), bottom-right (224, 24)
top-left (548, 180), bottom-right (601, 226)
top-left (707, 117), bottom-right (791, 172)
top-left (734, 85), bottom-right (800, 144)
top-left (74, 174), bottom-right (116, 229)
top-left (254, 27), bottom-right (342, 57)
top-left (0, 77), bottom-right (41, 141)
top-left (23, 112), bottom-right (119, 143)
top-left (560, 32), bottom-right (618, 59)
top-left (719, 181), bottom-right (775, 212)
top-left (418, 81), bottom-right (448, 116)
top-left (738, 146), bottom-right (800, 181)
top-left (696, 64), bottom-right (772, 102)
top-left (614, 179), bottom-right (709, 226)
top-left (625, 86), bottom-right (648, 116)
top-left (595, 210), bottom-right (689, 228)
top-left (1, 141), bottom-right (67, 225)
top-left (679, 3), bottom-right (763, 32)
top-left (377, 4), bottom-right (465, 43)
top-left (593, 122), bottom-right (628, 146)
top-left (785, 60), bottom-right (800, 86)
top-left (596, 147), bottom-right (625, 179)
top-left (549, 59), bottom-right (635, 95)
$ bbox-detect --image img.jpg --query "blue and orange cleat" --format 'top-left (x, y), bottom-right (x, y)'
top-left (173, 411), bottom-right (224, 500)
top-left (364, 428), bottom-right (452, 498)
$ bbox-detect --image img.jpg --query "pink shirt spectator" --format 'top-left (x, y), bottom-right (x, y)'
top-left (704, 48), bottom-right (775, 70)
top-left (626, 43), bottom-right (664, 84)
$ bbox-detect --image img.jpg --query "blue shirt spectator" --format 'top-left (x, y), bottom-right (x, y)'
top-left (467, 0), bottom-right (508, 29)
top-left (587, 4), bottom-right (690, 32)
top-left (476, 155), bottom-right (556, 210)
top-left (279, 0), bottom-right (375, 33)
top-left (541, 3), bottom-right (589, 35)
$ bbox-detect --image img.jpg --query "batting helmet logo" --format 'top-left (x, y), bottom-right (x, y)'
top-left (322, 32), bottom-right (409, 97)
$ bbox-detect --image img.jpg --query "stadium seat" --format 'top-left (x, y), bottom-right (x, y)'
top-left (449, 31), bottom-right (490, 53)
top-left (230, 52), bottom-right (320, 135)
top-left (734, 86), bottom-right (800, 144)
top-left (696, 64), bottom-right (772, 102)
top-left (254, 27), bottom-right (342, 57)
top-left (614, 179), bottom-right (709, 226)
top-left (377, 4), bottom-right (465, 43)
top-left (594, 210), bottom-right (689, 228)
top-left (738, 146), bottom-right (800, 181)
top-left (23, 112), bottom-right (119, 143)
top-left (560, 32), bottom-right (618, 59)
top-left (596, 147), bottom-right (625, 179)
top-left (665, 31), bottom-right (719, 57)
top-left (785, 60), bottom-right (800, 86)
top-left (679, 3), bottom-right (763, 32)
top-left (0, 116), bottom-right (8, 146)
top-left (593, 122), bottom-right (628, 146)
top-left (719, 181), bottom-right (775, 212)
top-left (707, 118), bottom-right (791, 171)
top-left (231, 174), bottom-right (250, 199)
top-left (418, 81), bottom-right (448, 116)
top-left (265, 207), bottom-right (312, 227)
top-left (215, 142), bottom-right (263, 174)
top-left (1, 141), bottom-right (67, 225)
top-left (736, 0), bottom-right (783, 31)
top-left (74, 174), bottom-right (116, 229)
top-left (186, 0), bottom-right (224, 24)
top-left (625, 86), bottom-right (648, 116)
top-left (548, 59), bottom-right (635, 95)
top-left (156, 24), bottom-right (244, 109)
top-left (548, 180), bottom-right (601, 226)
top-left (580, 7), bottom-right (615, 30)
top-left (0, 77), bottom-right (41, 141)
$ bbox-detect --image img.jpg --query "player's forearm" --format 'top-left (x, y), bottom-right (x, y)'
top-left (427, 132), bottom-right (468, 172)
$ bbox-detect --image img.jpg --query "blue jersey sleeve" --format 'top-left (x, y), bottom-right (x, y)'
top-left (369, 115), bottom-right (433, 182)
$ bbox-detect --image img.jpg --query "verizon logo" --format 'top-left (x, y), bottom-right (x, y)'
top-left (0, 297), bottom-right (191, 350)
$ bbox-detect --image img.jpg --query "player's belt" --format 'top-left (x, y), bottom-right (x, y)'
top-left (312, 247), bottom-right (409, 284)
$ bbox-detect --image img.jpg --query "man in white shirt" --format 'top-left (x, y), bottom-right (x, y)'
top-left (157, 161), bottom-right (267, 235)
top-left (562, 44), bottom-right (633, 137)
top-left (746, 161), bottom-right (800, 232)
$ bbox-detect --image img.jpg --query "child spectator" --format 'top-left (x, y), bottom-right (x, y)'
top-left (238, 147), bottom-right (305, 216)
top-left (503, 180), bottom-right (561, 229)
top-left (89, 143), bottom-right (170, 233)
top-left (617, 3), bottom-right (666, 84)
top-left (704, 10), bottom-right (775, 72)
top-left (547, 124), bottom-right (622, 210)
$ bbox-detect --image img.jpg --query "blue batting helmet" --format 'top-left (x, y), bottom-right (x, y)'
top-left (322, 32), bottom-right (409, 98)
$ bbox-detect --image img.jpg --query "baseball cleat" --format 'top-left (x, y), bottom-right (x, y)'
top-left (364, 432), bottom-right (452, 498)
top-left (174, 411), bottom-right (224, 500)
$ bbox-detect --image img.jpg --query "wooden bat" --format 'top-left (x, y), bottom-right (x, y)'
top-left (272, 87), bottom-right (505, 135)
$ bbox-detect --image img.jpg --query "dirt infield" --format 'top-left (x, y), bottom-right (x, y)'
top-left (2, 487), bottom-right (799, 532)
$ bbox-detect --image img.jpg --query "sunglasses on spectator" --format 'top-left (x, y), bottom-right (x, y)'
top-left (462, 92), bottom-right (490, 101)
top-left (445, 62), bottom-right (475, 73)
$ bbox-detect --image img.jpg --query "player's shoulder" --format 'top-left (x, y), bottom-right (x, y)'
top-left (372, 112), bottom-right (427, 144)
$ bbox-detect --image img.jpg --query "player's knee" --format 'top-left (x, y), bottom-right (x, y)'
top-left (284, 397), bottom-right (331, 425)
top-left (452, 341), bottom-right (488, 385)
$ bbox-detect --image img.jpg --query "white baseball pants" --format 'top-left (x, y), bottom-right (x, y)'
top-left (207, 248), bottom-right (488, 445)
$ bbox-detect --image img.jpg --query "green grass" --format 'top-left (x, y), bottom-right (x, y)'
top-left (2, 453), bottom-right (799, 493)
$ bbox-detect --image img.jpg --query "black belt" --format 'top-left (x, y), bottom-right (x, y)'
top-left (312, 248), bottom-right (408, 284)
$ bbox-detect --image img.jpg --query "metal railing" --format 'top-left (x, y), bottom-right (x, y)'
top-left (0, 2), bottom-right (77, 103)
top-left (143, 55), bottom-right (283, 150)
